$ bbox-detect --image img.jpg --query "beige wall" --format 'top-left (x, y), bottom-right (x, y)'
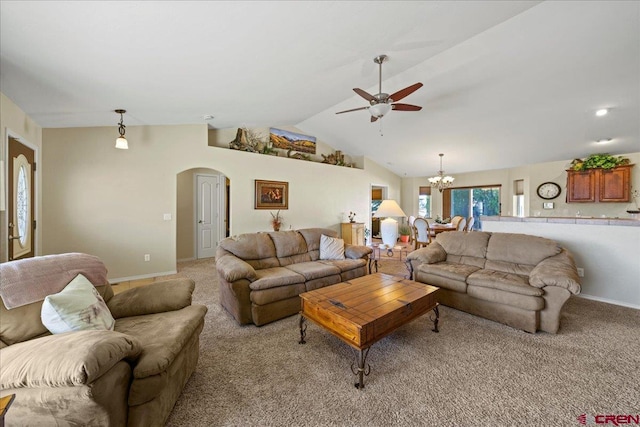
top-left (0, 93), bottom-right (43, 262)
top-left (406, 152), bottom-right (640, 219)
top-left (42, 125), bottom-right (401, 281)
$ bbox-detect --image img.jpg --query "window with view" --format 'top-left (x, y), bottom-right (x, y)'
top-left (418, 186), bottom-right (431, 218)
top-left (445, 186), bottom-right (501, 230)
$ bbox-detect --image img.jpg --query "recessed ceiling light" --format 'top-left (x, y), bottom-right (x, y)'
top-left (595, 109), bottom-right (608, 117)
top-left (596, 138), bottom-right (613, 144)
top-left (203, 114), bottom-right (215, 120)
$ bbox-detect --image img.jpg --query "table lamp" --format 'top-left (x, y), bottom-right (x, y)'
top-left (373, 199), bottom-right (406, 247)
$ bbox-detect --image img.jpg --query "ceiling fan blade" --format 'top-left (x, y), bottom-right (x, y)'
top-left (392, 103), bottom-right (422, 111)
top-left (389, 82), bottom-right (423, 102)
top-left (335, 106), bottom-right (369, 115)
top-left (371, 115), bottom-right (379, 123)
top-left (353, 88), bottom-right (376, 102)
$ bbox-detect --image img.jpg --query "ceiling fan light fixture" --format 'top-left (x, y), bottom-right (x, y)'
top-left (115, 109), bottom-right (128, 150)
top-left (369, 103), bottom-right (391, 118)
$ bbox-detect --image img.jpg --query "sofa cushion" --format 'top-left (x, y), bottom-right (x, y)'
top-left (486, 233), bottom-right (561, 266)
top-left (436, 232), bottom-right (491, 258)
top-left (41, 274), bottom-right (115, 334)
top-left (114, 305), bottom-right (207, 380)
top-left (298, 228), bottom-right (337, 261)
top-left (418, 262), bottom-right (481, 283)
top-left (319, 258), bottom-right (367, 273)
top-left (467, 286), bottom-right (545, 311)
top-left (250, 283), bottom-right (307, 305)
top-left (467, 270), bottom-right (544, 297)
top-left (415, 270), bottom-right (467, 293)
top-left (319, 234), bottom-right (345, 260)
top-left (285, 262), bottom-right (341, 281)
top-left (269, 230), bottom-right (313, 266)
top-left (0, 330), bottom-right (141, 388)
top-left (249, 267), bottom-right (305, 291)
top-left (219, 233), bottom-right (279, 270)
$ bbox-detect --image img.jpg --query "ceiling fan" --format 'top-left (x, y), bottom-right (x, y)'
top-left (336, 54), bottom-right (423, 122)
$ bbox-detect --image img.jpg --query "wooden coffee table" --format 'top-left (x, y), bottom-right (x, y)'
top-left (298, 273), bottom-right (440, 389)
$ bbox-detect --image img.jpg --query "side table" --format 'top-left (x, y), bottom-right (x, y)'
top-left (367, 243), bottom-right (413, 278)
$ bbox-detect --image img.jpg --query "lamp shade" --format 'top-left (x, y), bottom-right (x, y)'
top-left (369, 103), bottom-right (392, 118)
top-left (373, 200), bottom-right (406, 218)
top-left (115, 136), bottom-right (128, 149)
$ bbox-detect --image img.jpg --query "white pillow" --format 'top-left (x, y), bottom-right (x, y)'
top-left (320, 234), bottom-right (345, 260)
top-left (41, 274), bottom-right (115, 334)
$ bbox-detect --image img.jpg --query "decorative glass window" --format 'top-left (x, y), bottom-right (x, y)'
top-left (17, 165), bottom-right (28, 246)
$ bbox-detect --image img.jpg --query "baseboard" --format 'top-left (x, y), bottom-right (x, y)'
top-left (109, 270), bottom-right (178, 284)
top-left (577, 293), bottom-right (640, 310)
top-left (177, 257), bottom-right (196, 262)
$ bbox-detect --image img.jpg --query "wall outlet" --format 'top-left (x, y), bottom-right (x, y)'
top-left (144, 254), bottom-right (150, 262)
top-left (577, 267), bottom-right (584, 277)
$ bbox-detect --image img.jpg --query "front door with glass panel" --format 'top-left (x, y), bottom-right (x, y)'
top-left (8, 137), bottom-right (35, 260)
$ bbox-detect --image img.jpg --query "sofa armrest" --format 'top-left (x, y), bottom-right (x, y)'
top-left (0, 330), bottom-right (141, 389)
top-left (216, 254), bottom-right (257, 282)
top-left (530, 249), bottom-right (581, 294)
top-left (107, 278), bottom-right (195, 319)
top-left (407, 242), bottom-right (447, 265)
top-left (345, 244), bottom-right (373, 260)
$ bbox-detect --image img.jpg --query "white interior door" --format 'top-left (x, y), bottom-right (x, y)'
top-left (196, 174), bottom-right (218, 259)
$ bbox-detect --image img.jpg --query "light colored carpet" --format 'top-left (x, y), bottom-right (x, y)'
top-left (165, 258), bottom-right (639, 427)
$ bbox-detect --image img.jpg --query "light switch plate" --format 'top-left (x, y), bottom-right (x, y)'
top-left (163, 213), bottom-right (172, 221)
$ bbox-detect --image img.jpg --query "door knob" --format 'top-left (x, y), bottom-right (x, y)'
top-left (198, 220), bottom-right (203, 224)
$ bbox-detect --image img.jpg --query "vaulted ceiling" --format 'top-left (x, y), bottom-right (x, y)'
top-left (1, 1), bottom-right (638, 176)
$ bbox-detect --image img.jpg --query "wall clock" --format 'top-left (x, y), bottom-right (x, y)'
top-left (536, 182), bottom-right (561, 200)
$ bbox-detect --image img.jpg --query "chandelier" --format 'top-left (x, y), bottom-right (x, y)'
top-left (428, 153), bottom-right (454, 192)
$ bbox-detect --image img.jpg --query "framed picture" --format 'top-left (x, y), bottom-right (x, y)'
top-left (255, 180), bottom-right (288, 210)
top-left (543, 202), bottom-right (554, 209)
top-left (269, 128), bottom-right (316, 154)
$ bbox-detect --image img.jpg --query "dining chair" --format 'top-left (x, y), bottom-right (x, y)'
top-left (451, 216), bottom-right (463, 230)
top-left (408, 216), bottom-right (417, 244)
top-left (465, 216), bottom-right (475, 232)
top-left (456, 217), bottom-right (467, 231)
top-left (413, 218), bottom-right (431, 249)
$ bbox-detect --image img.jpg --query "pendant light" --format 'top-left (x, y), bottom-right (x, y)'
top-left (428, 153), bottom-right (455, 192)
top-left (115, 109), bottom-right (128, 149)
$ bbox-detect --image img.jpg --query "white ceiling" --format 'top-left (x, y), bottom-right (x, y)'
top-left (1, 1), bottom-right (638, 177)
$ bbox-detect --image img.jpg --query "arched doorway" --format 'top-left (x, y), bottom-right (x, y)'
top-left (176, 168), bottom-right (228, 261)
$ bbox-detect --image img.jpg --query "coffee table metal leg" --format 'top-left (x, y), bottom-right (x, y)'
top-left (430, 304), bottom-right (440, 333)
top-left (351, 347), bottom-right (371, 389)
top-left (298, 315), bottom-right (307, 344)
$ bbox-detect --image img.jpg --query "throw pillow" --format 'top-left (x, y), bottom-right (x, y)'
top-left (320, 234), bottom-right (346, 260)
top-left (41, 273), bottom-right (115, 334)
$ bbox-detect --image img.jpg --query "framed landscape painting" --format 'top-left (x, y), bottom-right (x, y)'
top-left (269, 128), bottom-right (316, 154)
top-left (255, 180), bottom-right (288, 209)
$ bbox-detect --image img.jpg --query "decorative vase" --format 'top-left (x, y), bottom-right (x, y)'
top-left (273, 223), bottom-right (281, 231)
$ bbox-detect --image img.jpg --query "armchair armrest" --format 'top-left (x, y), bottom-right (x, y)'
top-left (345, 244), bottom-right (373, 260)
top-left (0, 330), bottom-right (141, 389)
top-left (216, 254), bottom-right (257, 283)
top-left (107, 278), bottom-right (195, 319)
top-left (530, 249), bottom-right (581, 294)
top-left (407, 242), bottom-right (447, 265)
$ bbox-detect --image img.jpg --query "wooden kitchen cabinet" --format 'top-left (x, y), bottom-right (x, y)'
top-left (341, 222), bottom-right (365, 246)
top-left (566, 165), bottom-right (632, 203)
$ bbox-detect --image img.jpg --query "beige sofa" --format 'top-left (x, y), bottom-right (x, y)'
top-left (216, 228), bottom-right (372, 326)
top-left (0, 253), bottom-right (207, 426)
top-left (407, 232), bottom-right (581, 333)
